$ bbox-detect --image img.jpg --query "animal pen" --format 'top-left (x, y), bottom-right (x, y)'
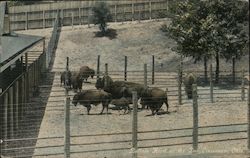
top-left (0, 1), bottom-right (250, 158)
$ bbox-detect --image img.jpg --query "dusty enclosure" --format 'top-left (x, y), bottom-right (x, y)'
top-left (11, 20), bottom-right (249, 158)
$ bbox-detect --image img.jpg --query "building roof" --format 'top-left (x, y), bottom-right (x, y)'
top-left (0, 1), bottom-right (44, 72)
top-left (0, 33), bottom-right (44, 72)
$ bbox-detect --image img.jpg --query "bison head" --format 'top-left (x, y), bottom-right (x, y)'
top-left (95, 77), bottom-right (104, 89)
top-left (90, 69), bottom-right (95, 78)
top-left (72, 93), bottom-right (79, 106)
top-left (95, 75), bottom-right (113, 92)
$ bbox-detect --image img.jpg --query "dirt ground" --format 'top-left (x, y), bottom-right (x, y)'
top-left (13, 19), bottom-right (250, 158)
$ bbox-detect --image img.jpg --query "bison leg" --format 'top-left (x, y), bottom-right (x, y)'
top-left (150, 107), bottom-right (155, 115)
top-left (106, 104), bottom-right (109, 114)
top-left (164, 100), bottom-right (169, 113)
top-left (118, 106), bottom-right (121, 115)
top-left (85, 105), bottom-right (91, 115)
top-left (100, 104), bottom-right (106, 115)
top-left (128, 106), bottom-right (131, 114)
top-left (100, 104), bottom-right (109, 115)
top-left (123, 107), bottom-right (127, 114)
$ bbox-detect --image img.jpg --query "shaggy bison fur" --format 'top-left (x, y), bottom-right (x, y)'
top-left (79, 66), bottom-right (95, 82)
top-left (110, 97), bottom-right (131, 114)
top-left (140, 87), bottom-right (169, 115)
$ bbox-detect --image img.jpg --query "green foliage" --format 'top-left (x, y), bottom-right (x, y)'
top-left (163, 0), bottom-right (248, 62)
top-left (92, 2), bottom-right (112, 34)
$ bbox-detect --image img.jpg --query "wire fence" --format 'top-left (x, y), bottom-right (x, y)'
top-left (0, 66), bottom-right (249, 157)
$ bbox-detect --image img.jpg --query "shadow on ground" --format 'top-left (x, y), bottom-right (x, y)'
top-left (94, 28), bottom-right (118, 40)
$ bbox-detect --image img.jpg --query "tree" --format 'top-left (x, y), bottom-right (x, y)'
top-left (92, 2), bottom-right (112, 35)
top-left (163, 0), bottom-right (248, 83)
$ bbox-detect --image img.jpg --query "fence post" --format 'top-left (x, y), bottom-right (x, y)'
top-left (88, 5), bottom-right (91, 28)
top-left (115, 4), bottom-right (117, 22)
top-left (138, 8), bottom-right (141, 23)
top-left (79, 8), bottom-right (81, 25)
top-left (152, 55), bottom-right (155, 85)
top-left (192, 84), bottom-right (198, 151)
top-left (43, 10), bottom-right (45, 28)
top-left (14, 81), bottom-right (19, 130)
top-left (64, 96), bottom-right (70, 158)
top-left (46, 42), bottom-right (50, 69)
top-left (61, 9), bottom-right (64, 27)
top-left (178, 64), bottom-right (182, 105)
top-left (21, 75), bottom-right (25, 119)
top-left (20, 76), bottom-right (24, 120)
top-left (9, 86), bottom-right (14, 138)
top-left (125, 56), bottom-right (127, 81)
top-left (248, 79), bottom-right (250, 151)
top-left (210, 64), bottom-right (214, 103)
top-left (105, 63), bottom-right (108, 76)
top-left (97, 55), bottom-right (100, 79)
top-left (149, 0), bottom-right (152, 20)
top-left (122, 7), bottom-right (125, 24)
top-left (132, 1), bottom-right (134, 21)
top-left (132, 91), bottom-right (138, 158)
top-left (241, 69), bottom-right (245, 101)
top-left (25, 53), bottom-right (29, 102)
top-left (71, 12), bottom-right (74, 30)
top-left (64, 56), bottom-right (70, 157)
top-left (144, 64), bottom-right (147, 88)
top-left (4, 92), bottom-right (8, 148)
top-left (25, 12), bottom-right (28, 30)
top-left (42, 39), bottom-right (46, 73)
top-left (166, 0), bottom-right (169, 12)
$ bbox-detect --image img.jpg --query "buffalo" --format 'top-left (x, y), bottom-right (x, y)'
top-left (140, 87), bottom-right (169, 115)
top-left (79, 66), bottom-right (95, 82)
top-left (60, 71), bottom-right (72, 87)
top-left (183, 73), bottom-right (197, 99)
top-left (95, 75), bottom-right (145, 100)
top-left (72, 90), bottom-right (112, 115)
top-left (96, 75), bottom-right (170, 115)
top-left (71, 72), bottom-right (83, 92)
top-left (110, 97), bottom-right (131, 114)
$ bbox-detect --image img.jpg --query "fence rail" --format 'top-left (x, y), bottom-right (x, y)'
top-left (9, 0), bottom-right (171, 30)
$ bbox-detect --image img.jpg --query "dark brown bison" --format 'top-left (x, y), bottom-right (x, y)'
top-left (95, 75), bottom-right (145, 101)
top-left (183, 73), bottom-right (197, 99)
top-left (79, 66), bottom-right (95, 82)
top-left (60, 71), bottom-right (72, 87)
top-left (72, 90), bottom-right (112, 115)
top-left (140, 88), bottom-right (169, 115)
top-left (71, 72), bottom-right (83, 92)
top-left (110, 97), bottom-right (131, 114)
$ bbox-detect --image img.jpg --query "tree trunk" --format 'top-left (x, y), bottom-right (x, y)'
top-left (215, 52), bottom-right (220, 84)
top-left (204, 56), bottom-right (208, 83)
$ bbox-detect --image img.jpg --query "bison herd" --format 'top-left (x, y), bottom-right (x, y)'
top-left (61, 66), bottom-right (170, 116)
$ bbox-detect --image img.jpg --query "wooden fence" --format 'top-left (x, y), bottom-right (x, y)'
top-left (0, 12), bottom-right (61, 155)
top-left (8, 0), bottom-right (171, 30)
top-left (0, 46), bottom-right (46, 143)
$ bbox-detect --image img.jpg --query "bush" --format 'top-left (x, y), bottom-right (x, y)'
top-left (92, 2), bottom-right (112, 34)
